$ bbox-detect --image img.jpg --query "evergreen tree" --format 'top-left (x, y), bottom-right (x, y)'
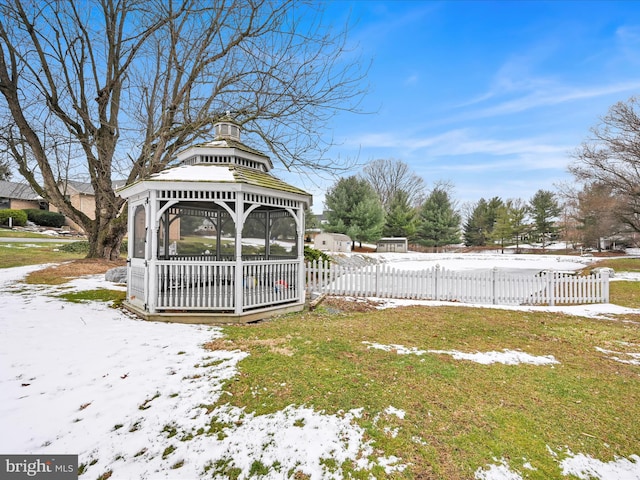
top-left (324, 176), bottom-right (385, 247)
top-left (462, 197), bottom-right (503, 246)
top-left (529, 189), bottom-right (561, 248)
top-left (491, 204), bottom-right (513, 253)
top-left (415, 188), bottom-right (461, 250)
top-left (383, 190), bottom-right (417, 239)
top-left (304, 207), bottom-right (320, 231)
top-left (484, 196), bottom-right (503, 234)
top-left (463, 198), bottom-right (489, 246)
top-left (507, 198), bottom-right (529, 252)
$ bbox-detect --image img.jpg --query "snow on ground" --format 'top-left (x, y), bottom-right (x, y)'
top-left (2, 251), bottom-right (640, 479)
top-left (475, 458), bottom-right (524, 480)
top-left (595, 347), bottom-right (640, 365)
top-left (0, 265), bottom-right (403, 479)
top-left (476, 452), bottom-right (640, 480)
top-left (560, 451), bottom-right (640, 480)
top-left (367, 251), bottom-right (596, 274)
top-left (362, 342), bottom-right (559, 366)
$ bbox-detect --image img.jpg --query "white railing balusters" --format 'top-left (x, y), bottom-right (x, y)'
top-left (305, 262), bottom-right (609, 306)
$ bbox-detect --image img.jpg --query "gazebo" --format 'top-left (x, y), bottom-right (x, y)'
top-left (117, 119), bottom-right (312, 323)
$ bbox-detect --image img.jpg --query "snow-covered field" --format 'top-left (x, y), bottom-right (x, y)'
top-left (1, 252), bottom-right (640, 479)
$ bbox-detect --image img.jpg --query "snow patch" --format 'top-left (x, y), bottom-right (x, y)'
top-left (596, 347), bottom-right (640, 365)
top-left (363, 342), bottom-right (558, 365)
top-left (428, 349), bottom-right (560, 366)
top-left (384, 406), bottom-right (406, 419)
top-left (560, 451), bottom-right (640, 479)
top-left (474, 458), bottom-right (523, 480)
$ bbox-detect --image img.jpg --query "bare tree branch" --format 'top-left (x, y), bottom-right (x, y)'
top-left (569, 96), bottom-right (640, 233)
top-left (0, 0), bottom-right (367, 258)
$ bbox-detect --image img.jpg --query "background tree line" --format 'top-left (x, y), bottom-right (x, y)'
top-left (321, 144), bottom-right (637, 252)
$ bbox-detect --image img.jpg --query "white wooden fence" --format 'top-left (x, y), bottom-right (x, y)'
top-left (306, 261), bottom-right (610, 306)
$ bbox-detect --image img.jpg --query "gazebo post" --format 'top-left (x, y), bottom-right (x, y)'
top-left (147, 190), bottom-right (159, 313)
top-left (295, 205), bottom-right (306, 302)
top-left (234, 191), bottom-right (244, 315)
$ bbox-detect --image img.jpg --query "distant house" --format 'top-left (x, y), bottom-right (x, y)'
top-left (314, 232), bottom-right (353, 253)
top-left (49, 179), bottom-right (127, 232)
top-left (377, 237), bottom-right (408, 253)
top-left (0, 180), bottom-right (46, 211)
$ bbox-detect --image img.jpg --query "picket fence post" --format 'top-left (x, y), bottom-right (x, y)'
top-left (492, 266), bottom-right (498, 305)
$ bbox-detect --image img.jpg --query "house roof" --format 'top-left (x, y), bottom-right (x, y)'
top-left (0, 180), bottom-right (42, 200)
top-left (62, 179), bottom-right (128, 196)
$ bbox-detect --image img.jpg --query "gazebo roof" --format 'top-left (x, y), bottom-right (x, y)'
top-left (189, 138), bottom-right (268, 159)
top-left (148, 163), bottom-right (310, 196)
top-left (118, 118), bottom-right (310, 203)
top-left (118, 163), bottom-right (311, 201)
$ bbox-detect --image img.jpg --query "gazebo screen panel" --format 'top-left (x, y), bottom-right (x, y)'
top-left (133, 205), bottom-right (146, 259)
top-left (158, 203), bottom-right (235, 261)
top-left (269, 210), bottom-right (297, 258)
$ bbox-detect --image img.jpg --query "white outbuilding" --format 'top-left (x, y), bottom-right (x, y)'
top-left (314, 232), bottom-right (353, 252)
top-left (376, 237), bottom-right (408, 253)
top-left (117, 118), bottom-right (312, 323)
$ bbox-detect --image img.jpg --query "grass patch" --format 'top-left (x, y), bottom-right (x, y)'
top-left (0, 243), bottom-right (83, 268)
top-left (24, 258), bottom-right (125, 285)
top-left (57, 288), bottom-right (125, 305)
top-left (207, 301), bottom-right (640, 479)
top-left (0, 230), bottom-right (66, 238)
top-left (588, 257), bottom-right (640, 273)
top-left (162, 445), bottom-right (176, 459)
top-left (610, 281), bottom-right (640, 308)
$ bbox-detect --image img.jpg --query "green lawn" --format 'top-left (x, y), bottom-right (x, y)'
top-left (0, 242), bottom-right (84, 268)
top-left (207, 303), bottom-right (640, 479)
top-left (2, 239), bottom-right (639, 478)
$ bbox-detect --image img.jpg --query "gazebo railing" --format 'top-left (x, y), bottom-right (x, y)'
top-left (242, 260), bottom-right (299, 310)
top-left (156, 261), bottom-right (236, 310)
top-left (155, 259), bottom-right (300, 312)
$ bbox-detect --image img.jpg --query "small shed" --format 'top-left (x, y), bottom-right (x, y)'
top-left (314, 232), bottom-right (352, 252)
top-left (376, 237), bottom-right (408, 253)
top-left (117, 118), bottom-right (312, 324)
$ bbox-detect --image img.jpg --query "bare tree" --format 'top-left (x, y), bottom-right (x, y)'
top-left (361, 158), bottom-right (425, 210)
top-left (0, 0), bottom-right (367, 259)
top-left (569, 96), bottom-right (640, 234)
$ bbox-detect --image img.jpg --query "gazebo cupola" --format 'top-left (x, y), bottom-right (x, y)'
top-left (117, 119), bottom-right (312, 324)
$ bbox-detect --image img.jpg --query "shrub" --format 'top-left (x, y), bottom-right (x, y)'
top-left (304, 245), bottom-right (330, 264)
top-left (60, 240), bottom-right (128, 255)
top-left (60, 241), bottom-right (91, 254)
top-left (23, 209), bottom-right (66, 228)
top-left (0, 209), bottom-right (28, 227)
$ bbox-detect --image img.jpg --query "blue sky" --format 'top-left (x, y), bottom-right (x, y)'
top-left (278, 1), bottom-right (640, 213)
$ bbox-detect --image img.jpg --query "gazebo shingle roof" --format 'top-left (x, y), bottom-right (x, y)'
top-left (143, 163), bottom-right (309, 196)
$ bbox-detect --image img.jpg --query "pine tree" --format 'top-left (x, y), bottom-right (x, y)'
top-left (529, 189), bottom-right (561, 249)
top-left (324, 176), bottom-right (385, 247)
top-left (383, 190), bottom-right (417, 239)
top-left (415, 188), bottom-right (461, 250)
